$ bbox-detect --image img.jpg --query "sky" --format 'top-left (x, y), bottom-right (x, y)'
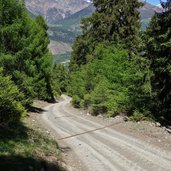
top-left (85, 0), bottom-right (166, 6)
top-left (146, 0), bottom-right (166, 5)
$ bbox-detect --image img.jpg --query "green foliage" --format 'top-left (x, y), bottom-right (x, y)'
top-left (129, 110), bottom-right (153, 122)
top-left (0, 0), bottom-right (56, 103)
top-left (72, 95), bottom-right (82, 108)
top-left (52, 64), bottom-right (69, 95)
top-left (70, 0), bottom-right (143, 67)
top-left (145, 0), bottom-right (171, 123)
top-left (0, 68), bottom-right (26, 124)
top-left (69, 44), bottom-right (151, 116)
top-left (68, 0), bottom-right (171, 124)
top-left (0, 0), bottom-right (60, 124)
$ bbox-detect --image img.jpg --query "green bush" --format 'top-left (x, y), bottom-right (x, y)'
top-left (72, 95), bottom-right (81, 108)
top-left (89, 104), bottom-right (108, 116)
top-left (129, 110), bottom-right (146, 121)
top-left (0, 68), bottom-right (26, 124)
top-left (69, 44), bottom-right (151, 116)
top-left (129, 110), bottom-right (153, 122)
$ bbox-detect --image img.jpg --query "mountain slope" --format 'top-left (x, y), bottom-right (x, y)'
top-left (25, 0), bottom-right (90, 23)
top-left (58, 2), bottom-right (162, 31)
top-left (48, 2), bottom-right (162, 47)
top-left (57, 4), bottom-right (95, 29)
top-left (140, 2), bottom-right (162, 29)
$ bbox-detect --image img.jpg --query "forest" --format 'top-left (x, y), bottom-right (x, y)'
top-left (0, 0), bottom-right (66, 125)
top-left (68, 0), bottom-right (171, 125)
top-left (0, 0), bottom-right (171, 127)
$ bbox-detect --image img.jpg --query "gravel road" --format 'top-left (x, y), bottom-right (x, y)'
top-left (40, 95), bottom-right (171, 171)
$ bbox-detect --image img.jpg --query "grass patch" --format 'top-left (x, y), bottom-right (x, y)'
top-left (129, 110), bottom-right (154, 122)
top-left (0, 118), bottom-right (64, 171)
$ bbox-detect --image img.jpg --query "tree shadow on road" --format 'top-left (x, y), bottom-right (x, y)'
top-left (0, 155), bottom-right (64, 171)
top-left (28, 106), bottom-right (47, 114)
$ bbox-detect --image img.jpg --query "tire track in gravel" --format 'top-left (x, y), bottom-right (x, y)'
top-left (41, 95), bottom-right (171, 171)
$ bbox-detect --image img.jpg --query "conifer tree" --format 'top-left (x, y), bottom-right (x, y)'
top-left (70, 0), bottom-right (143, 66)
top-left (146, 0), bottom-right (171, 123)
top-left (0, 0), bottom-right (55, 103)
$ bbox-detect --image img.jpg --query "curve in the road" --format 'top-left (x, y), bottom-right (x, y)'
top-left (41, 95), bottom-right (171, 171)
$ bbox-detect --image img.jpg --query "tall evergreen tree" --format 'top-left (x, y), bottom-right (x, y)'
top-left (0, 0), bottom-right (55, 103)
top-left (146, 0), bottom-right (171, 123)
top-left (70, 0), bottom-right (143, 66)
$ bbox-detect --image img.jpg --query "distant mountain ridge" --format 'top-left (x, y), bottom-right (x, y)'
top-left (61, 1), bottom-right (162, 30)
top-left (25, 0), bottom-right (90, 23)
top-left (140, 1), bottom-right (162, 29)
top-left (26, 0), bottom-right (162, 25)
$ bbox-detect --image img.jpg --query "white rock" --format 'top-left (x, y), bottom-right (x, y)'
top-left (97, 114), bottom-right (103, 118)
top-left (156, 122), bottom-right (161, 127)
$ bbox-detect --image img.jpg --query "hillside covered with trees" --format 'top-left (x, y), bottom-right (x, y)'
top-left (68, 0), bottom-right (171, 125)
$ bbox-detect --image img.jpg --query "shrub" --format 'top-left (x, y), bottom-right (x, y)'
top-left (129, 110), bottom-right (153, 122)
top-left (69, 44), bottom-right (151, 116)
top-left (72, 95), bottom-right (81, 108)
top-left (0, 68), bottom-right (26, 124)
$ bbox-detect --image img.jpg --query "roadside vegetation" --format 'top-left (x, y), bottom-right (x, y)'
top-left (0, 0), bottom-right (65, 125)
top-left (68, 0), bottom-right (171, 125)
top-left (0, 0), bottom-right (65, 170)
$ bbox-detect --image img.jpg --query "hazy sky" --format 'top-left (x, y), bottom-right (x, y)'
top-left (85, 0), bottom-right (166, 6)
top-left (146, 0), bottom-right (166, 5)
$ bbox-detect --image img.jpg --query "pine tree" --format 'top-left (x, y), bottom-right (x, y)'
top-left (52, 64), bottom-right (69, 93)
top-left (70, 0), bottom-right (143, 66)
top-left (146, 0), bottom-right (171, 123)
top-left (69, 44), bottom-right (151, 116)
top-left (0, 0), bottom-right (55, 103)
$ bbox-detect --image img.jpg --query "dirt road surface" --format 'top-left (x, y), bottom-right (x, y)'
top-left (40, 95), bottom-right (171, 171)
